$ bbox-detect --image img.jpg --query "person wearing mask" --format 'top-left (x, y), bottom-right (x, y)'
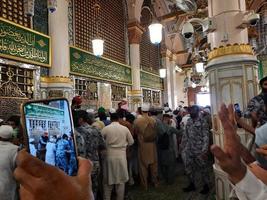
top-left (133, 104), bottom-right (159, 190)
top-left (14, 150), bottom-right (93, 200)
top-left (247, 76), bottom-right (267, 127)
top-left (29, 138), bottom-right (37, 157)
top-left (0, 125), bottom-right (19, 200)
top-left (45, 136), bottom-right (57, 166)
top-left (74, 110), bottom-right (106, 199)
top-left (181, 105), bottom-right (211, 194)
top-left (158, 113), bottom-right (179, 184)
top-left (55, 134), bottom-right (71, 174)
top-left (101, 111), bottom-right (134, 200)
top-left (37, 132), bottom-right (49, 162)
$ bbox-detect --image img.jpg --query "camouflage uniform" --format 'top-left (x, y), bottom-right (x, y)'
top-left (181, 117), bottom-right (210, 186)
top-left (75, 124), bottom-right (106, 198)
top-left (247, 93), bottom-right (267, 126)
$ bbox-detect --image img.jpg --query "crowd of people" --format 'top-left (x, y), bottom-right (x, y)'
top-left (3, 77), bottom-right (267, 199)
top-left (29, 132), bottom-right (77, 176)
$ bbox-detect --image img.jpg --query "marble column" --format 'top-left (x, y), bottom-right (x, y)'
top-left (207, 0), bottom-right (258, 199)
top-left (171, 54), bottom-right (178, 109)
top-left (41, 0), bottom-right (73, 100)
top-left (162, 50), bottom-right (174, 109)
top-left (127, 21), bottom-right (144, 111)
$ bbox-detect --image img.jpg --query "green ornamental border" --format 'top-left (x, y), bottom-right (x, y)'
top-left (140, 70), bottom-right (163, 90)
top-left (0, 18), bottom-right (51, 67)
top-left (70, 46), bottom-right (132, 85)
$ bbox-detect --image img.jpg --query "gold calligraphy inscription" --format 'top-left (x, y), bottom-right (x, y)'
top-left (0, 18), bottom-right (51, 67)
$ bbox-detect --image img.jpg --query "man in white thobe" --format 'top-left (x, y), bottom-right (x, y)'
top-left (0, 125), bottom-right (18, 200)
top-left (101, 111), bottom-right (134, 200)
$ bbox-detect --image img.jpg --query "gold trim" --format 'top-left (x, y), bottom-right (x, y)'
top-left (69, 45), bottom-right (131, 69)
top-left (70, 72), bottom-right (133, 86)
top-left (0, 18), bottom-right (52, 68)
top-left (41, 76), bottom-right (72, 83)
top-left (0, 17), bottom-right (51, 38)
top-left (0, 96), bottom-right (28, 99)
top-left (128, 90), bottom-right (142, 95)
top-left (141, 70), bottom-right (161, 78)
top-left (208, 44), bottom-right (254, 61)
top-left (141, 85), bottom-right (164, 91)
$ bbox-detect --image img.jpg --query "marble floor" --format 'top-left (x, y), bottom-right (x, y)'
top-left (128, 161), bottom-right (216, 200)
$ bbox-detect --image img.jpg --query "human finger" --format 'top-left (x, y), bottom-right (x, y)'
top-left (259, 144), bottom-right (267, 150)
top-left (77, 157), bottom-right (92, 184)
top-left (228, 104), bottom-right (236, 126)
top-left (256, 148), bottom-right (267, 157)
top-left (211, 145), bottom-right (228, 163)
top-left (249, 163), bottom-right (267, 185)
top-left (14, 167), bottom-right (37, 193)
top-left (16, 150), bottom-right (47, 177)
top-left (19, 186), bottom-right (35, 200)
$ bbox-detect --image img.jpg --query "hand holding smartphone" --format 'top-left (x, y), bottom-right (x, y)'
top-left (21, 98), bottom-right (78, 176)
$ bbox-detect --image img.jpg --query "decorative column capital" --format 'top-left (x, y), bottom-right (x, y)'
top-left (127, 21), bottom-right (145, 44)
top-left (161, 49), bottom-right (173, 60)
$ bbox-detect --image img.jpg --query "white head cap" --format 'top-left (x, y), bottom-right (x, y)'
top-left (141, 103), bottom-right (150, 112)
top-left (109, 108), bottom-right (116, 114)
top-left (29, 138), bottom-right (35, 143)
top-left (203, 108), bottom-right (211, 114)
top-left (164, 107), bottom-right (170, 112)
top-left (0, 125), bottom-right (13, 139)
top-left (86, 109), bottom-right (95, 114)
top-left (0, 119), bottom-right (3, 124)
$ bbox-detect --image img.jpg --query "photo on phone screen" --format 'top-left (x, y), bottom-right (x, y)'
top-left (234, 103), bottom-right (241, 112)
top-left (22, 99), bottom-right (78, 176)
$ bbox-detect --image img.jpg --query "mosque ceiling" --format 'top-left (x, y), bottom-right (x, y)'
top-left (150, 0), bottom-right (262, 68)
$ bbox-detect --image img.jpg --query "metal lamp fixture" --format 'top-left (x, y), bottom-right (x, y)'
top-left (159, 68), bottom-right (167, 78)
top-left (142, 5), bottom-right (163, 45)
top-left (195, 62), bottom-right (204, 73)
top-left (148, 21), bottom-right (163, 44)
top-left (92, 1), bottom-right (104, 57)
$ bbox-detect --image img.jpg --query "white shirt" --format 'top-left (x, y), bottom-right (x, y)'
top-left (233, 168), bottom-right (267, 200)
top-left (0, 141), bottom-right (18, 200)
top-left (101, 122), bottom-right (134, 150)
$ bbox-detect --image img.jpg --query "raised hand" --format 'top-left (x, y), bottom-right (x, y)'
top-left (14, 150), bottom-right (92, 200)
top-left (211, 104), bottom-right (247, 184)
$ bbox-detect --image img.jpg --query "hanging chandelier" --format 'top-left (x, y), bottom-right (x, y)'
top-left (141, 4), bottom-right (163, 45)
top-left (148, 21), bottom-right (163, 44)
top-left (92, 1), bottom-right (104, 57)
top-left (159, 68), bottom-right (167, 78)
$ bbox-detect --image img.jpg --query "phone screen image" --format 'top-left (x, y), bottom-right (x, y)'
top-left (234, 103), bottom-right (241, 112)
top-left (23, 99), bottom-right (78, 176)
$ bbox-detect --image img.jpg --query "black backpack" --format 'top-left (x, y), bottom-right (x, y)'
top-left (157, 132), bottom-right (169, 150)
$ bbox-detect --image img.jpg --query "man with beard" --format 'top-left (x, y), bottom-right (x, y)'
top-left (181, 105), bottom-right (210, 194)
top-left (247, 76), bottom-right (267, 127)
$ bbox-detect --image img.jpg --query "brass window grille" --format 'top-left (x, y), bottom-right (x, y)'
top-left (74, 77), bottom-right (98, 101)
top-left (111, 84), bottom-right (126, 102)
top-left (0, 64), bottom-right (34, 98)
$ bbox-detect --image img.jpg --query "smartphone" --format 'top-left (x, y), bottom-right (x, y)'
top-left (234, 103), bottom-right (241, 112)
top-left (21, 98), bottom-right (78, 176)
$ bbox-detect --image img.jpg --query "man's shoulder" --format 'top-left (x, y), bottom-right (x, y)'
top-left (250, 93), bottom-right (264, 102)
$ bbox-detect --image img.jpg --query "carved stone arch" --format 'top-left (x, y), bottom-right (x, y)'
top-left (127, 0), bottom-right (144, 22)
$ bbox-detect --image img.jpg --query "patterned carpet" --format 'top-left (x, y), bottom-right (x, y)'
top-left (128, 162), bottom-right (216, 200)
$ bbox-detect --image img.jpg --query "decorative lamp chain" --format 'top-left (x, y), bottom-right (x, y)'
top-left (93, 2), bottom-right (101, 38)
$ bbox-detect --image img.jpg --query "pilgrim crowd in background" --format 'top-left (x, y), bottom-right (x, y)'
top-left (3, 77), bottom-right (267, 199)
